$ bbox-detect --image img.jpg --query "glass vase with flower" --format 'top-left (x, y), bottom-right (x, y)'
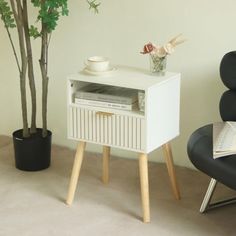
top-left (141, 34), bottom-right (185, 75)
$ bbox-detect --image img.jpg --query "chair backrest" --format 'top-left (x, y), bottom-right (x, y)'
top-left (219, 51), bottom-right (236, 121)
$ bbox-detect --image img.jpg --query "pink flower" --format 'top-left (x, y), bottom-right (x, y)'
top-left (141, 43), bottom-right (156, 54)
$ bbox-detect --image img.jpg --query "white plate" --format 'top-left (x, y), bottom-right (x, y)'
top-left (83, 67), bottom-right (117, 76)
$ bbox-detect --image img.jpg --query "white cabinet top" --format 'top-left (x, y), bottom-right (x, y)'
top-left (68, 65), bottom-right (180, 90)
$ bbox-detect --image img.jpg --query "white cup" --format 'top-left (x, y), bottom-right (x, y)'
top-left (86, 56), bottom-right (110, 72)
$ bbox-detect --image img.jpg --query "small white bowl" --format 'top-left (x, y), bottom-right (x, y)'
top-left (86, 56), bottom-right (110, 72)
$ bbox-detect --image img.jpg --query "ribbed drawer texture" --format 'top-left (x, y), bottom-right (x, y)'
top-left (68, 106), bottom-right (145, 151)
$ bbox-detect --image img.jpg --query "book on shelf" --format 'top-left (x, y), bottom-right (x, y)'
top-left (213, 121), bottom-right (236, 159)
top-left (75, 83), bottom-right (138, 105)
top-left (74, 98), bottom-right (138, 111)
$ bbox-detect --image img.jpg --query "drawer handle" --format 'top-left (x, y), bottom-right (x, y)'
top-left (96, 111), bottom-right (114, 116)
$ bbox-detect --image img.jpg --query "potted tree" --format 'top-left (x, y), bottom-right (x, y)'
top-left (0, 0), bottom-right (99, 171)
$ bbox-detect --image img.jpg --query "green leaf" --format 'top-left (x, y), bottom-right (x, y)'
top-left (87, 0), bottom-right (100, 14)
top-left (0, 0), bottom-right (16, 29)
top-left (29, 25), bottom-right (41, 39)
top-left (31, 0), bottom-right (69, 33)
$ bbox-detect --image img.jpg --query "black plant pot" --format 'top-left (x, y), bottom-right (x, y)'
top-left (12, 128), bottom-right (52, 171)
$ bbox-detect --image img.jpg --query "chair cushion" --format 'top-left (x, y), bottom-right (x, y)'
top-left (220, 90), bottom-right (236, 121)
top-left (187, 124), bottom-right (236, 190)
top-left (220, 51), bottom-right (236, 90)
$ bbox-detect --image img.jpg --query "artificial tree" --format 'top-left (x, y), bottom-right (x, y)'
top-left (0, 0), bottom-right (99, 138)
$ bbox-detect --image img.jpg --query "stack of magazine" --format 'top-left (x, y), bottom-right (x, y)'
top-left (213, 121), bottom-right (236, 158)
top-left (74, 83), bottom-right (138, 111)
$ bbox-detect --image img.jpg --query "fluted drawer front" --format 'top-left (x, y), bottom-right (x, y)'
top-left (68, 106), bottom-right (145, 151)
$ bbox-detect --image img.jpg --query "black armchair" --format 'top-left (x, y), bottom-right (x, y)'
top-left (187, 51), bottom-right (236, 212)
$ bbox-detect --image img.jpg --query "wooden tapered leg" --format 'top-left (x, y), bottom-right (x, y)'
top-left (162, 142), bottom-right (180, 200)
top-left (102, 146), bottom-right (110, 184)
top-left (139, 153), bottom-right (150, 223)
top-left (66, 141), bottom-right (86, 205)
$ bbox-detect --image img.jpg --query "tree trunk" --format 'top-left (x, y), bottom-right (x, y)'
top-left (19, 69), bottom-right (28, 137)
top-left (10, 0), bottom-right (29, 138)
top-left (22, 0), bottom-right (37, 134)
top-left (40, 21), bottom-right (49, 138)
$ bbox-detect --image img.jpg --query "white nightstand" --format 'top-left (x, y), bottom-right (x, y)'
top-left (66, 66), bottom-right (181, 223)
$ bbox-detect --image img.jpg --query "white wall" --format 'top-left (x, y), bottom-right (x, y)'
top-left (0, 0), bottom-right (235, 168)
